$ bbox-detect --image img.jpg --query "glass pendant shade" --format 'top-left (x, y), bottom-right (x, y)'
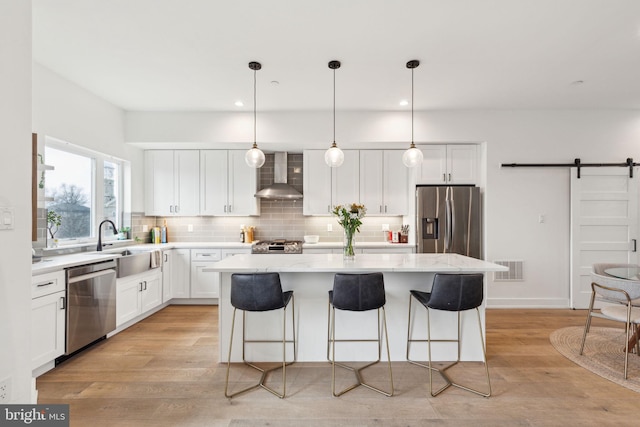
top-left (325, 143), bottom-right (344, 167)
top-left (245, 143), bottom-right (265, 168)
top-left (402, 143), bottom-right (424, 168)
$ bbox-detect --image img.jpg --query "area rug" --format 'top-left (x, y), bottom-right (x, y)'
top-left (550, 326), bottom-right (640, 393)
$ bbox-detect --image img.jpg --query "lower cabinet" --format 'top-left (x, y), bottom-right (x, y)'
top-left (162, 248), bottom-right (191, 301)
top-left (116, 269), bottom-right (162, 326)
top-left (190, 249), bottom-right (222, 298)
top-left (31, 271), bottom-right (66, 371)
top-left (304, 246), bottom-right (415, 254)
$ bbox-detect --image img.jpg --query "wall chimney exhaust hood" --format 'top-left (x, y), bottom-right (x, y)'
top-left (254, 152), bottom-right (303, 200)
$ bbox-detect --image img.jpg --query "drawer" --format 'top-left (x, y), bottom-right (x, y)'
top-left (191, 249), bottom-right (222, 262)
top-left (32, 270), bottom-right (65, 299)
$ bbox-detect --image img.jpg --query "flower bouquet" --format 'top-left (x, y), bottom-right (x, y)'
top-left (332, 203), bottom-right (366, 260)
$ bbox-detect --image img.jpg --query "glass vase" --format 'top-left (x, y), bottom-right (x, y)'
top-left (343, 228), bottom-right (356, 261)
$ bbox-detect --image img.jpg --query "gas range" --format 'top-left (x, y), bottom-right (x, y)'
top-left (251, 239), bottom-right (303, 254)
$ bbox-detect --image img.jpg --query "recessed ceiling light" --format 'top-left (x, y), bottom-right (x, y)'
top-left (235, 100), bottom-right (244, 107)
top-left (399, 99), bottom-right (409, 106)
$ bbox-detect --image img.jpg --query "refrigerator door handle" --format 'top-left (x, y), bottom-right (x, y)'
top-left (444, 199), bottom-right (451, 252)
top-left (448, 198), bottom-right (455, 252)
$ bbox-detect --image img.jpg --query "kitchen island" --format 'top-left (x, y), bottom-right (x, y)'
top-left (210, 253), bottom-right (507, 362)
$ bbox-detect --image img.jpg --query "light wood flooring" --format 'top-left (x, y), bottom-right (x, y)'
top-left (37, 306), bottom-right (640, 426)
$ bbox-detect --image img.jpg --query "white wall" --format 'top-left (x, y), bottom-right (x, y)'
top-left (126, 109), bottom-right (640, 307)
top-left (0, 0), bottom-right (33, 403)
top-left (32, 64), bottom-right (145, 212)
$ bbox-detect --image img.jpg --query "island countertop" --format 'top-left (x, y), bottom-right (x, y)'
top-left (208, 253), bottom-right (507, 273)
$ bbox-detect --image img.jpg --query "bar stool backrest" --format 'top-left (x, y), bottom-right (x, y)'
top-left (331, 273), bottom-right (386, 311)
top-left (427, 273), bottom-right (484, 312)
top-left (231, 273), bottom-right (286, 311)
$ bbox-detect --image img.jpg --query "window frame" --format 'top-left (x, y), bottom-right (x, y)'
top-left (45, 136), bottom-right (129, 246)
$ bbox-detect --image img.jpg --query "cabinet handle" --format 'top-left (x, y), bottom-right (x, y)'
top-left (385, 205), bottom-right (388, 213)
top-left (442, 173), bottom-right (446, 182)
top-left (164, 253), bottom-right (168, 262)
top-left (139, 282), bottom-right (143, 292)
top-left (448, 173), bottom-right (451, 182)
top-left (60, 296), bottom-right (66, 310)
top-left (224, 205), bottom-right (227, 212)
top-left (170, 205), bottom-right (174, 213)
top-left (228, 205), bottom-right (232, 212)
top-left (36, 281), bottom-right (54, 287)
top-left (144, 281), bottom-right (148, 291)
top-left (175, 205), bottom-right (179, 213)
top-left (379, 205), bottom-right (382, 213)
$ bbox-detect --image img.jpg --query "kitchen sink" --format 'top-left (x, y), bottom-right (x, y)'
top-left (111, 249), bottom-right (159, 278)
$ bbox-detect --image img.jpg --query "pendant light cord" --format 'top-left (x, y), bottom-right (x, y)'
top-left (333, 66), bottom-right (336, 144)
top-left (253, 67), bottom-right (257, 146)
top-left (411, 66), bottom-right (414, 144)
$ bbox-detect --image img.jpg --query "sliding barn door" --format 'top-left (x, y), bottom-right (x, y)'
top-left (570, 167), bottom-right (639, 308)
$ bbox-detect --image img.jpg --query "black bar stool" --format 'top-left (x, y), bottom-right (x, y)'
top-left (225, 273), bottom-right (296, 398)
top-left (406, 273), bottom-right (491, 397)
top-left (327, 272), bottom-right (393, 397)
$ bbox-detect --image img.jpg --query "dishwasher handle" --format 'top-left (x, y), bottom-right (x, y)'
top-left (68, 269), bottom-right (116, 284)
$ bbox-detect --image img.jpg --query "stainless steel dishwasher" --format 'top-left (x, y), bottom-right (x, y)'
top-left (64, 259), bottom-right (117, 355)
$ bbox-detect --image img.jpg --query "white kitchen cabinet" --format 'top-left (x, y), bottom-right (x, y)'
top-left (200, 150), bottom-right (259, 216)
top-left (190, 249), bottom-right (222, 299)
top-left (303, 150), bottom-right (359, 215)
top-left (144, 150), bottom-right (200, 216)
top-left (173, 248), bottom-right (191, 298)
top-left (161, 249), bottom-right (173, 302)
top-left (417, 144), bottom-right (478, 185)
top-left (116, 269), bottom-right (162, 326)
top-left (31, 270), bottom-right (66, 370)
top-left (359, 150), bottom-right (408, 216)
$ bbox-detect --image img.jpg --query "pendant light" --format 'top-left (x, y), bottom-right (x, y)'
top-left (325, 60), bottom-right (345, 167)
top-left (402, 59), bottom-right (424, 168)
top-left (245, 61), bottom-right (266, 168)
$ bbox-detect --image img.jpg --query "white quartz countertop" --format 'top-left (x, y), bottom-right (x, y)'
top-left (32, 252), bottom-right (121, 275)
top-left (31, 241), bottom-right (419, 275)
top-left (208, 253), bottom-right (508, 273)
top-left (302, 241), bottom-right (414, 249)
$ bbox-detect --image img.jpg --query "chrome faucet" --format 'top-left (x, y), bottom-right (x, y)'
top-left (97, 220), bottom-right (118, 251)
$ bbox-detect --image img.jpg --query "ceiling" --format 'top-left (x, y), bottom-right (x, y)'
top-left (32, 0), bottom-right (640, 112)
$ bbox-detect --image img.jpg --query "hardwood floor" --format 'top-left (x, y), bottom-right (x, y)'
top-left (37, 306), bottom-right (640, 426)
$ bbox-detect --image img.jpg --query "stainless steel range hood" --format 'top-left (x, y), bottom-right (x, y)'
top-left (255, 152), bottom-right (303, 200)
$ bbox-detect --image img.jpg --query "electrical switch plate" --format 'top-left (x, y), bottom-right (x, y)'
top-left (0, 377), bottom-right (11, 403)
top-left (188, 224), bottom-right (193, 232)
top-left (142, 225), bottom-right (149, 232)
top-left (538, 214), bottom-right (545, 224)
top-left (382, 224), bottom-right (389, 231)
top-left (327, 224), bottom-right (333, 232)
top-left (0, 207), bottom-right (14, 230)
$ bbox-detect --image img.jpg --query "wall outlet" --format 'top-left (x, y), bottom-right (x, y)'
top-left (188, 224), bottom-right (193, 232)
top-left (0, 377), bottom-right (11, 403)
top-left (327, 223), bottom-right (333, 232)
top-left (142, 225), bottom-right (149, 232)
top-left (381, 223), bottom-right (389, 231)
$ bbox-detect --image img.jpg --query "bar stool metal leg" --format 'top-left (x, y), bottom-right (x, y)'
top-left (224, 295), bottom-right (296, 398)
top-left (330, 305), bottom-right (394, 397)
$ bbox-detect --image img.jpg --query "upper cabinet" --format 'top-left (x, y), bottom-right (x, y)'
top-left (417, 144), bottom-right (478, 185)
top-left (200, 150), bottom-right (259, 216)
top-left (303, 150), bottom-right (359, 215)
top-left (360, 150), bottom-right (408, 216)
top-left (144, 150), bottom-right (200, 216)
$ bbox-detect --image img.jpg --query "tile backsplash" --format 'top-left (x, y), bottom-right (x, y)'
top-left (136, 153), bottom-right (405, 243)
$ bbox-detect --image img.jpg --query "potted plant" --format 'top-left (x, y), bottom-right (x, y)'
top-left (119, 226), bottom-right (131, 240)
top-left (47, 210), bottom-right (62, 247)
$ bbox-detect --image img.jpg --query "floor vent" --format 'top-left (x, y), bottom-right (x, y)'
top-left (493, 260), bottom-right (524, 281)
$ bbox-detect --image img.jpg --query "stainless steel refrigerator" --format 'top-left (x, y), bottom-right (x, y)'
top-left (416, 185), bottom-right (481, 259)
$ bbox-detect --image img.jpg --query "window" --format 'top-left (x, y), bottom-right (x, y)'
top-left (44, 137), bottom-right (129, 245)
